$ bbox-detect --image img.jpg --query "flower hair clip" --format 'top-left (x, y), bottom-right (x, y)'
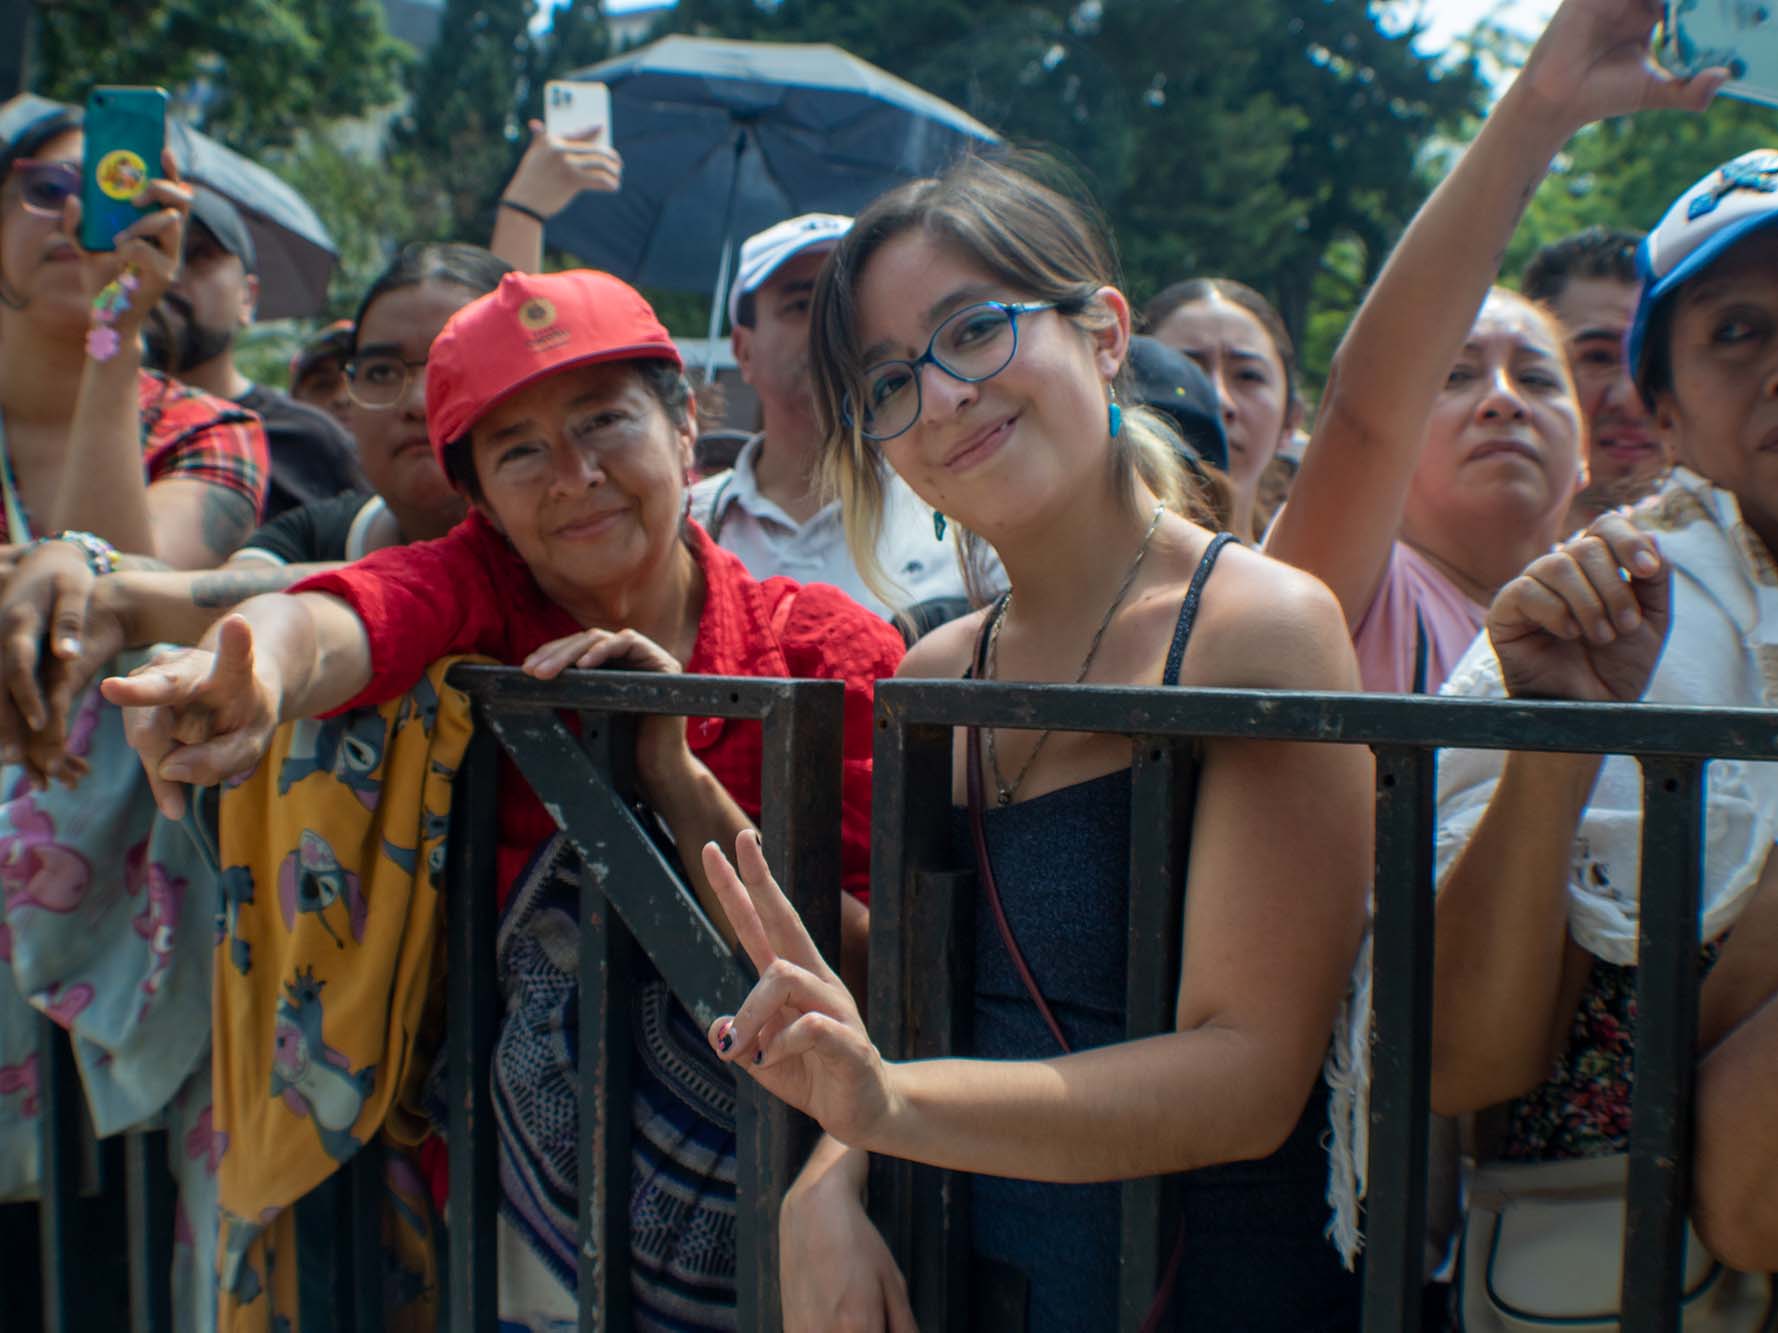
top-left (86, 265), bottom-right (142, 362)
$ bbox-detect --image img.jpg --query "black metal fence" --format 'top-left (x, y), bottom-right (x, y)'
top-left (21, 670), bottom-right (1778, 1332)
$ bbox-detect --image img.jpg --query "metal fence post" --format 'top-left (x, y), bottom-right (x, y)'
top-left (445, 721), bottom-right (500, 1333)
top-left (36, 1020), bottom-right (81, 1333)
top-left (1621, 757), bottom-right (1706, 1331)
top-left (124, 1130), bottom-right (172, 1333)
top-left (867, 707), bottom-right (959, 1330)
top-left (740, 684), bottom-right (846, 1332)
top-left (1361, 745), bottom-right (1437, 1333)
top-left (1118, 737), bottom-right (1195, 1331)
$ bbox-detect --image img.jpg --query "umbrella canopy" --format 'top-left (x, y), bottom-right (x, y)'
top-left (1, 93), bottom-right (337, 319)
top-left (549, 36), bottom-right (999, 302)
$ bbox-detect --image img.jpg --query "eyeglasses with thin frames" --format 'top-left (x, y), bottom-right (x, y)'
top-left (845, 300), bottom-right (1056, 442)
top-left (345, 355), bottom-right (428, 410)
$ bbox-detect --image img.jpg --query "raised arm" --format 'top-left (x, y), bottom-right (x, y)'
top-left (47, 152), bottom-right (196, 558)
top-left (489, 121), bottom-right (622, 274)
top-left (1264, 0), bottom-right (1720, 624)
top-left (100, 590), bottom-right (372, 818)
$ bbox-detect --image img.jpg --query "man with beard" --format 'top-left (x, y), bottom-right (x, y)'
top-left (1521, 226), bottom-right (1672, 531)
top-left (147, 188), bottom-right (364, 519)
top-left (689, 214), bottom-right (977, 628)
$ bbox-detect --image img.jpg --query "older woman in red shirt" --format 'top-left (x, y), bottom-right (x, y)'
top-left (102, 269), bottom-right (902, 1327)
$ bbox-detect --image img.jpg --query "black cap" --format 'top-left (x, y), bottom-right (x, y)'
top-left (188, 184), bottom-right (257, 273)
top-left (1125, 335), bottom-right (1227, 473)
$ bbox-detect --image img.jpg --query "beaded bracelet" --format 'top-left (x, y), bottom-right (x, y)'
top-left (33, 530), bottom-right (122, 576)
top-left (86, 265), bottom-right (142, 362)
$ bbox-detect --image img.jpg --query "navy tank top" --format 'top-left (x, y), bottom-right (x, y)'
top-left (953, 533), bottom-right (1362, 1331)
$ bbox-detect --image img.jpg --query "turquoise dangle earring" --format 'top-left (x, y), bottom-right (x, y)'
top-left (1107, 386), bottom-right (1123, 439)
top-left (933, 510), bottom-right (948, 541)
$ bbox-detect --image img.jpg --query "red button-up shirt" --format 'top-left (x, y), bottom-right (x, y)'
top-left (291, 514), bottom-right (902, 906)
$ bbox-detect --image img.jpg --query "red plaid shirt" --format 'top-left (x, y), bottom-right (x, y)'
top-left (137, 370), bottom-right (269, 515)
top-left (293, 515), bottom-right (904, 906)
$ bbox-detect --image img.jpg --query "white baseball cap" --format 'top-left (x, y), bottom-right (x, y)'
top-left (1630, 149), bottom-right (1778, 397)
top-left (727, 213), bottom-right (852, 327)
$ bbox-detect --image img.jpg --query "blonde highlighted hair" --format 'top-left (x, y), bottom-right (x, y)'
top-left (809, 151), bottom-right (1214, 610)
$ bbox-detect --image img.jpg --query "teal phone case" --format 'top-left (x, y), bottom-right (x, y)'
top-left (80, 86), bottom-right (167, 252)
top-left (1666, 1), bottom-right (1778, 109)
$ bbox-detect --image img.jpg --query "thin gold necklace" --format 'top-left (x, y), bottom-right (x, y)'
top-left (985, 502), bottom-right (1166, 807)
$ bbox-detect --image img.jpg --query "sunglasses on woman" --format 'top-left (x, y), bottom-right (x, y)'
top-left (8, 160), bottom-right (81, 219)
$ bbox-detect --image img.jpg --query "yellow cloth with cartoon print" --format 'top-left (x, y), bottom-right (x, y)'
top-left (210, 659), bottom-right (484, 1331)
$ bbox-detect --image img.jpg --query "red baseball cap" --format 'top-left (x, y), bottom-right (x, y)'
top-left (426, 269), bottom-right (683, 471)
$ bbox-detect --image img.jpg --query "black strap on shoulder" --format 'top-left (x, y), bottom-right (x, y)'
top-left (1412, 605), bottom-right (1430, 696)
top-left (1162, 531), bottom-right (1238, 687)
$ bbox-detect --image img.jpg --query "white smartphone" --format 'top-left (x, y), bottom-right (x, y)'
top-left (544, 80), bottom-right (612, 146)
top-left (1664, 1), bottom-right (1778, 109)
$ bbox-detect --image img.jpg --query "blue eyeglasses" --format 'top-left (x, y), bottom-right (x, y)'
top-left (844, 300), bottom-right (1055, 442)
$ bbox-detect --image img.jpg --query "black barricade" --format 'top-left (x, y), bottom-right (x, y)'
top-left (24, 672), bottom-right (1778, 1333)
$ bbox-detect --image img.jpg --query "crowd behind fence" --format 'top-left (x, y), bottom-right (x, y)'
top-left (23, 668), bottom-right (1778, 1332)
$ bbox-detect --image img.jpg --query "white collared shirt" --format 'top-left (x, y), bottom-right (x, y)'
top-left (688, 434), bottom-right (981, 621)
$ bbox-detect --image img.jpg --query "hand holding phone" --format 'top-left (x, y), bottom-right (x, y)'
top-left (81, 86), bottom-right (169, 253)
top-left (544, 80), bottom-right (612, 147)
top-left (1664, 1), bottom-right (1778, 109)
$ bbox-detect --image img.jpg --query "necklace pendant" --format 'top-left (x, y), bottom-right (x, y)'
top-left (996, 788), bottom-right (1013, 807)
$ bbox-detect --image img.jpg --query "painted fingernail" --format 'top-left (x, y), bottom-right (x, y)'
top-left (752, 1051), bottom-right (763, 1066)
top-left (718, 1022), bottom-right (734, 1053)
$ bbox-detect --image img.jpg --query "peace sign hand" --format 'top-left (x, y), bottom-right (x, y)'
top-left (99, 615), bottom-right (280, 819)
top-left (703, 829), bottom-right (896, 1148)
top-left (1487, 513), bottom-right (1671, 704)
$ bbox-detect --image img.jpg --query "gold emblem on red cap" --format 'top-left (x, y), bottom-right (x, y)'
top-left (518, 298), bottom-right (558, 331)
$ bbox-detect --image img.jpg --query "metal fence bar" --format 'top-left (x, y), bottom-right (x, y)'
top-left (445, 722), bottom-right (500, 1333)
top-left (575, 774), bottom-right (634, 1333)
top-left (866, 710), bottom-right (958, 1331)
top-left (736, 686), bottom-right (847, 1330)
top-left (480, 708), bottom-right (741, 1021)
top-left (350, 1140), bottom-right (387, 1333)
top-left (1362, 746), bottom-right (1438, 1333)
top-left (36, 1020), bottom-right (81, 1333)
top-left (1622, 758), bottom-right (1707, 1330)
top-left (871, 682), bottom-right (1778, 761)
top-left (1117, 737), bottom-right (1195, 1332)
top-left (125, 1131), bottom-right (172, 1333)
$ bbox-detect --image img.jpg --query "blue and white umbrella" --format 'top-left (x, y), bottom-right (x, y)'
top-left (549, 36), bottom-right (1000, 341)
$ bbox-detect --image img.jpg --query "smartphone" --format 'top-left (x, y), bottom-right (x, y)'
top-left (544, 80), bottom-right (612, 146)
top-left (1664, 1), bottom-right (1778, 109)
top-left (81, 86), bottom-right (168, 252)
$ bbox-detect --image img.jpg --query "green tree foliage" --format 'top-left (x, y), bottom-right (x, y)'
top-left (394, 0), bottom-right (540, 243)
top-left (35, 0), bottom-right (408, 155)
top-left (1507, 97), bottom-right (1778, 280)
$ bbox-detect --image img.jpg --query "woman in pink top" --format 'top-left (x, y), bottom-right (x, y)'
top-left (1256, 34), bottom-right (1662, 694)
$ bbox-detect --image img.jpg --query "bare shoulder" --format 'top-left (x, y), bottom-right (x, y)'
top-left (1185, 543), bottom-right (1360, 692)
top-left (896, 606), bottom-right (991, 680)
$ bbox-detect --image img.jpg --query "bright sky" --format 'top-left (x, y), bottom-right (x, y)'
top-left (1391, 0), bottom-right (1560, 54)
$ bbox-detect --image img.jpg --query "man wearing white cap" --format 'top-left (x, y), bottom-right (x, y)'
top-left (689, 213), bottom-right (976, 628)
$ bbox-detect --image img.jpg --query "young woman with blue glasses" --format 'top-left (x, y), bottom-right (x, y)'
top-left (697, 152), bottom-right (1375, 1332)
